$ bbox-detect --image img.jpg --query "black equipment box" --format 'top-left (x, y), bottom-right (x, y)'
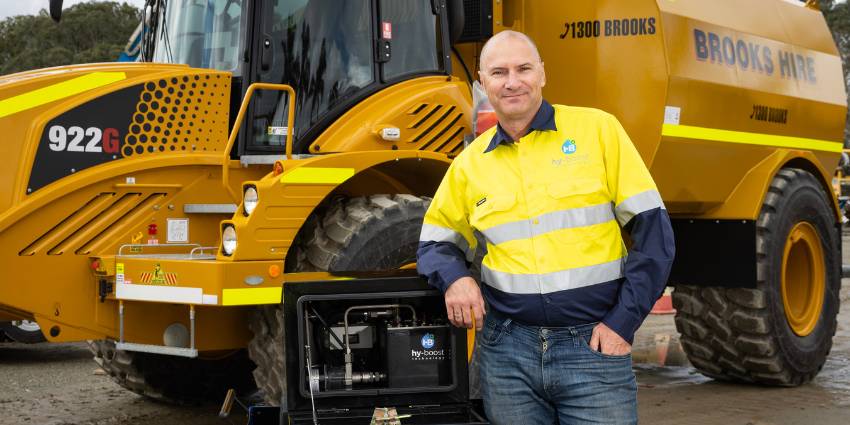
top-left (271, 269), bottom-right (487, 425)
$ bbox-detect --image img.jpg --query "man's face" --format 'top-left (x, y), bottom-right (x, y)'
top-left (479, 36), bottom-right (546, 123)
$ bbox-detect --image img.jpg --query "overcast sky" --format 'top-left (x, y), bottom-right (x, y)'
top-left (0, 0), bottom-right (147, 22)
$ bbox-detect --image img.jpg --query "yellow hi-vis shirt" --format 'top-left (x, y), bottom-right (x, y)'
top-left (417, 101), bottom-right (674, 343)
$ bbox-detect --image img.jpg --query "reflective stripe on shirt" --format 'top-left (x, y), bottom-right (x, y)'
top-left (614, 189), bottom-right (666, 226)
top-left (419, 223), bottom-right (475, 262)
top-left (480, 202), bottom-right (616, 246)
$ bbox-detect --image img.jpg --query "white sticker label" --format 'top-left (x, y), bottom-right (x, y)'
top-left (147, 239), bottom-right (159, 245)
top-left (202, 294), bottom-right (219, 305)
top-left (126, 177), bottom-right (136, 184)
top-left (116, 273), bottom-right (124, 285)
top-left (268, 126), bottom-right (288, 136)
top-left (664, 106), bottom-right (681, 125)
top-left (167, 218), bottom-right (189, 243)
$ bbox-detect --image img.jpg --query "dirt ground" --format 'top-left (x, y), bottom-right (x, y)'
top-left (3, 238), bottom-right (850, 424)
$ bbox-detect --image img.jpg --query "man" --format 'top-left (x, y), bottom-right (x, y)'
top-left (417, 31), bottom-right (674, 424)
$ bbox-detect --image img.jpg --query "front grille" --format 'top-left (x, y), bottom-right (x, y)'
top-left (406, 103), bottom-right (466, 154)
top-left (20, 192), bottom-right (166, 256)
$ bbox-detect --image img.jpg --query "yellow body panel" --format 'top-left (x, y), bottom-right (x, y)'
top-left (221, 151), bottom-right (452, 262)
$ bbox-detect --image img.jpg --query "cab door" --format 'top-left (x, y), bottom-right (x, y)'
top-left (243, 0), bottom-right (378, 155)
top-left (240, 0), bottom-right (450, 156)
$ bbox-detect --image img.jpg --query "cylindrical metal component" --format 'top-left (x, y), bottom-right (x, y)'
top-left (309, 365), bottom-right (383, 391)
top-left (351, 371), bottom-right (386, 384)
top-left (189, 308), bottom-right (196, 350)
top-left (119, 305), bottom-right (124, 343)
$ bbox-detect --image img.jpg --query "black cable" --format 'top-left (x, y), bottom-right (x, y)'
top-left (310, 307), bottom-right (346, 350)
top-left (451, 45), bottom-right (474, 83)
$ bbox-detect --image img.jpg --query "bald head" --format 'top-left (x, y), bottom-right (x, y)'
top-left (479, 31), bottom-right (541, 72)
top-left (477, 30), bottom-right (546, 128)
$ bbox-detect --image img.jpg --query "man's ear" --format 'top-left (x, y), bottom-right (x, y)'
top-left (478, 72), bottom-right (490, 96)
top-left (540, 62), bottom-right (546, 88)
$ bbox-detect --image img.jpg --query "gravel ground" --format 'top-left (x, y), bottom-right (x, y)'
top-left (4, 235), bottom-right (850, 424)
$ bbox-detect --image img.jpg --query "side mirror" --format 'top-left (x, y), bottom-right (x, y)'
top-left (446, 0), bottom-right (464, 46)
top-left (49, 0), bottom-right (64, 23)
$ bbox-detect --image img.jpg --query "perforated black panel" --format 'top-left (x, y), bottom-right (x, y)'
top-left (458, 0), bottom-right (492, 42)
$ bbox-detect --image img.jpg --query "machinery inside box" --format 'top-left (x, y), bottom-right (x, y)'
top-left (298, 294), bottom-right (456, 397)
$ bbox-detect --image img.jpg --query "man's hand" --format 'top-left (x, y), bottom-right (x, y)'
top-left (589, 322), bottom-right (631, 355)
top-left (445, 277), bottom-right (486, 330)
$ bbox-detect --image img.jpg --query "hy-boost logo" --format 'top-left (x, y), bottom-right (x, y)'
top-left (412, 332), bottom-right (445, 361)
top-left (140, 262), bottom-right (178, 285)
top-left (562, 139), bottom-right (577, 154)
top-left (421, 333), bottom-right (435, 349)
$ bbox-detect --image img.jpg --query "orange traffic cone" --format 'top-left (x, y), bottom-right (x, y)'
top-left (650, 287), bottom-right (676, 315)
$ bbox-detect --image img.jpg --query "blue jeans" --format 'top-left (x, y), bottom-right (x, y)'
top-left (479, 310), bottom-right (638, 425)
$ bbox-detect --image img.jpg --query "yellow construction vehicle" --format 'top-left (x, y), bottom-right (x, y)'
top-left (0, 0), bottom-right (845, 417)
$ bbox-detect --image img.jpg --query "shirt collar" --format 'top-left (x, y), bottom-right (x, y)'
top-left (484, 99), bottom-right (557, 154)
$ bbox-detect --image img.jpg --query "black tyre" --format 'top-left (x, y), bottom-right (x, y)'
top-left (248, 194), bottom-right (485, 405)
top-left (673, 168), bottom-right (840, 385)
top-left (88, 340), bottom-right (257, 405)
top-left (0, 320), bottom-right (47, 344)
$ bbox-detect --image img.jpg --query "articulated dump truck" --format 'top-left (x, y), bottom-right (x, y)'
top-left (0, 0), bottom-right (845, 419)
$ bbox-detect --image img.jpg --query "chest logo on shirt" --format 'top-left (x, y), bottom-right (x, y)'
top-left (562, 139), bottom-right (577, 154)
top-left (476, 197), bottom-right (487, 207)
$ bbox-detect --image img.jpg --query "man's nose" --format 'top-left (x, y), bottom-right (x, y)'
top-left (505, 71), bottom-right (522, 90)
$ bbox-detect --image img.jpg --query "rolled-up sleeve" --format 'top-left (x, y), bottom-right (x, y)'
top-left (601, 116), bottom-right (676, 344)
top-left (417, 161), bottom-right (478, 293)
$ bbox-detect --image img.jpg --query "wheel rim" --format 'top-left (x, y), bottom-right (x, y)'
top-left (781, 222), bottom-right (825, 337)
top-left (15, 320), bottom-right (41, 332)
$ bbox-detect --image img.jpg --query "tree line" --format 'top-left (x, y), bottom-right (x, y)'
top-left (0, 1), bottom-right (141, 76)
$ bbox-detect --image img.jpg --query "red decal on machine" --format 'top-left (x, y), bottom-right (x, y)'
top-left (383, 22), bottom-right (392, 39)
top-left (103, 128), bottom-right (120, 153)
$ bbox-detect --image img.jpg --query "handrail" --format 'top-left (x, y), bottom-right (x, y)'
top-left (189, 246), bottom-right (220, 258)
top-left (222, 83), bottom-right (296, 203)
top-left (117, 243), bottom-right (201, 256)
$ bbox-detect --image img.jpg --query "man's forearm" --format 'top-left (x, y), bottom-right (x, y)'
top-left (602, 207), bottom-right (675, 344)
top-left (416, 241), bottom-right (472, 293)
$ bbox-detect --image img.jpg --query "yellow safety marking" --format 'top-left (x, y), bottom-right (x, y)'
top-left (116, 263), bottom-right (124, 273)
top-left (222, 287), bottom-right (283, 306)
top-left (661, 124), bottom-right (842, 153)
top-left (0, 72), bottom-right (127, 118)
top-left (280, 168), bottom-right (355, 184)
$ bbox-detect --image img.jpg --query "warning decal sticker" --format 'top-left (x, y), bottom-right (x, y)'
top-left (140, 262), bottom-right (178, 285)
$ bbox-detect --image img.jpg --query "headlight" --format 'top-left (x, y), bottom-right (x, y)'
top-left (222, 225), bottom-right (237, 256)
top-left (243, 185), bottom-right (258, 216)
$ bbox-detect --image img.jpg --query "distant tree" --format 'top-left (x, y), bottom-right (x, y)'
top-left (807, 0), bottom-right (850, 144)
top-left (0, 1), bottom-right (141, 76)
